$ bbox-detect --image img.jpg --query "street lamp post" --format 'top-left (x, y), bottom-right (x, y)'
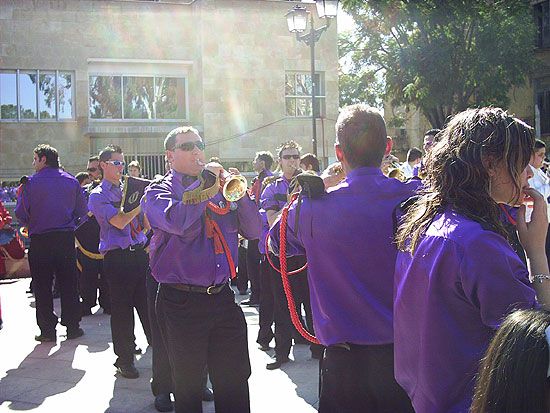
top-left (286, 1), bottom-right (338, 162)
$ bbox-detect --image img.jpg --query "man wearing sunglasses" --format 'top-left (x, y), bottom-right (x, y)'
top-left (142, 126), bottom-right (261, 413)
top-left (77, 155), bottom-right (111, 318)
top-left (88, 144), bottom-right (151, 380)
top-left (259, 140), bottom-right (322, 369)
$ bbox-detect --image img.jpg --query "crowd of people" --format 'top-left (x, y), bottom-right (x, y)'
top-left (2, 104), bottom-right (550, 413)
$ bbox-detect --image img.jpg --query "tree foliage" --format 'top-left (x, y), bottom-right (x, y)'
top-left (340, 0), bottom-right (537, 128)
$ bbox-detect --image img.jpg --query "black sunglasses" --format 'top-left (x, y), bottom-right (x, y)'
top-left (173, 141), bottom-right (205, 152)
top-left (282, 154), bottom-right (300, 160)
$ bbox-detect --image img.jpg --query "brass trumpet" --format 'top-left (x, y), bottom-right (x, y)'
top-left (387, 164), bottom-right (406, 181)
top-left (222, 173), bottom-right (248, 202)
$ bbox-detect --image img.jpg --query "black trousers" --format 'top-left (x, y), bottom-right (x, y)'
top-left (236, 244), bottom-right (249, 293)
top-left (146, 273), bottom-right (173, 396)
top-left (319, 344), bottom-right (413, 413)
top-left (29, 231), bottom-right (81, 336)
top-left (270, 255), bottom-right (318, 359)
top-left (157, 283), bottom-right (251, 413)
top-left (256, 255), bottom-right (274, 347)
top-left (77, 250), bottom-right (110, 312)
top-left (103, 247), bottom-right (151, 366)
top-left (245, 239), bottom-right (261, 303)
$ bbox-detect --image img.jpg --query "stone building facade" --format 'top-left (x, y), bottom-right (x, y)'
top-left (0, 0), bottom-right (339, 179)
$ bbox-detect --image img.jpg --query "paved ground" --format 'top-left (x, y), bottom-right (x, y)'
top-left (0, 278), bottom-right (319, 412)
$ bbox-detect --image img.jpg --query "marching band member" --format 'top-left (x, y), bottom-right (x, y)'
top-left (269, 105), bottom-right (417, 412)
top-left (394, 108), bottom-right (550, 413)
top-left (261, 140), bottom-right (321, 369)
top-left (88, 144), bottom-right (151, 379)
top-left (15, 144), bottom-right (87, 342)
top-left (141, 126), bottom-right (260, 413)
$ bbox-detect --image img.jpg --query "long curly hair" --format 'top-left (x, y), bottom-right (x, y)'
top-left (396, 107), bottom-right (534, 254)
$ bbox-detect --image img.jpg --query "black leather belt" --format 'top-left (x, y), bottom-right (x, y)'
top-left (167, 282), bottom-right (227, 295)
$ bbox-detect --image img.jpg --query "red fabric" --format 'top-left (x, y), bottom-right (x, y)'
top-left (205, 201), bottom-right (236, 279)
top-left (0, 200), bottom-right (12, 231)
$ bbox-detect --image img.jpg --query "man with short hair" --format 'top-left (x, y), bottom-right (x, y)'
top-left (300, 153), bottom-right (320, 173)
top-left (88, 145), bottom-right (151, 379)
top-left (142, 126), bottom-right (260, 413)
top-left (400, 147), bottom-right (422, 179)
top-left (128, 160), bottom-right (141, 178)
top-left (87, 156), bottom-right (101, 181)
top-left (269, 105), bottom-right (417, 412)
top-left (413, 128), bottom-right (441, 178)
top-left (261, 141), bottom-right (320, 369)
top-left (15, 144), bottom-right (87, 342)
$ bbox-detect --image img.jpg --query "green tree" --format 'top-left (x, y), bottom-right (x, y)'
top-left (340, 0), bottom-right (537, 128)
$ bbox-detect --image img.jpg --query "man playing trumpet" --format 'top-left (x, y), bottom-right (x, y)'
top-left (141, 126), bottom-right (260, 413)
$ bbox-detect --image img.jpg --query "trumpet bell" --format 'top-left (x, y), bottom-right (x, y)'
top-left (223, 175), bottom-right (248, 202)
top-left (388, 166), bottom-right (406, 181)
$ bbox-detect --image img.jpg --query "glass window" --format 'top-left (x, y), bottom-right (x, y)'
top-left (124, 76), bottom-right (154, 119)
top-left (89, 75), bottom-right (122, 119)
top-left (58, 72), bottom-right (73, 119)
top-left (19, 71), bottom-right (37, 120)
top-left (154, 77), bottom-right (186, 119)
top-left (38, 71), bottom-right (56, 120)
top-left (0, 71), bottom-right (17, 120)
top-left (285, 72), bottom-right (325, 117)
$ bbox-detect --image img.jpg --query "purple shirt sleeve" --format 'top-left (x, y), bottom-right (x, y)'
top-left (235, 194), bottom-right (261, 240)
top-left (88, 190), bottom-right (119, 226)
top-left (260, 183), bottom-right (279, 211)
top-left (142, 180), bottom-right (207, 237)
top-left (74, 184), bottom-right (88, 220)
top-left (15, 185), bottom-right (29, 226)
top-left (268, 199), bottom-right (306, 257)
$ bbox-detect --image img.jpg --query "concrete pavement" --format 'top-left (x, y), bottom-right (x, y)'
top-left (0, 278), bottom-right (319, 412)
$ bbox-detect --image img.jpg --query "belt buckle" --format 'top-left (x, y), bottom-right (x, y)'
top-left (206, 285), bottom-right (216, 295)
top-left (129, 244), bottom-right (136, 252)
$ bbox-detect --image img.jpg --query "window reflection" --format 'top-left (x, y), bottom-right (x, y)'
top-left (38, 72), bottom-right (56, 119)
top-left (124, 76), bottom-right (154, 119)
top-left (0, 71), bottom-right (17, 120)
top-left (155, 77), bottom-right (186, 119)
top-left (20, 71), bottom-right (37, 120)
top-left (285, 72), bottom-right (325, 117)
top-left (58, 72), bottom-right (73, 119)
top-left (89, 76), bottom-right (122, 119)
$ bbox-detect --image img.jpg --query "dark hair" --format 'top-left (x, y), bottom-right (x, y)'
top-left (98, 144), bottom-right (122, 163)
top-left (255, 151), bottom-right (274, 170)
top-left (471, 309), bottom-right (550, 413)
top-left (300, 153), bottom-right (320, 172)
top-left (397, 107), bottom-right (534, 254)
top-left (535, 139), bottom-right (546, 151)
top-left (33, 144), bottom-right (59, 168)
top-left (277, 140), bottom-right (302, 159)
top-left (335, 104), bottom-right (387, 168)
top-left (425, 129), bottom-right (441, 139)
top-left (88, 155), bottom-right (99, 163)
top-left (75, 172), bottom-right (90, 184)
top-left (406, 147), bottom-right (423, 163)
top-left (164, 126), bottom-right (200, 151)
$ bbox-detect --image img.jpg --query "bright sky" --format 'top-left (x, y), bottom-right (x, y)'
top-left (337, 6), bottom-right (355, 34)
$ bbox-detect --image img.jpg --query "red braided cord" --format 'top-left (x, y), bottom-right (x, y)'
top-left (265, 235), bottom-right (307, 275)
top-left (279, 193), bottom-right (320, 345)
top-left (206, 200), bottom-right (236, 279)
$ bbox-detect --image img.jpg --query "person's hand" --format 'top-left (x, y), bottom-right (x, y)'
top-left (205, 162), bottom-right (223, 177)
top-left (227, 167), bottom-right (240, 176)
top-left (517, 187), bottom-right (548, 257)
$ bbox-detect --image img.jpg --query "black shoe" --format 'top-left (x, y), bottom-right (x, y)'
top-left (115, 363), bottom-right (139, 379)
top-left (202, 387), bottom-right (214, 402)
top-left (240, 300), bottom-right (259, 307)
top-left (134, 346), bottom-right (142, 355)
top-left (66, 328), bottom-right (84, 339)
top-left (35, 333), bottom-right (56, 342)
top-left (266, 357), bottom-right (290, 370)
top-left (154, 394), bottom-right (174, 412)
top-left (258, 343), bottom-right (270, 352)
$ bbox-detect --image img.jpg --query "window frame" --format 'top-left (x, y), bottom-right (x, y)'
top-left (88, 73), bottom-right (189, 122)
top-left (0, 69), bottom-right (75, 123)
top-left (284, 71), bottom-right (326, 119)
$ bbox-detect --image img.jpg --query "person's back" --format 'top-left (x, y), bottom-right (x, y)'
top-left (290, 168), bottom-right (419, 344)
top-left (17, 167), bottom-right (84, 235)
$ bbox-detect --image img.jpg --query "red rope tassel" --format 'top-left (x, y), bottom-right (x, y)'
top-left (278, 193), bottom-right (320, 345)
top-left (205, 200), bottom-right (237, 279)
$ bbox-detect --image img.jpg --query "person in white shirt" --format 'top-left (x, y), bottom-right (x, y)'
top-left (526, 139), bottom-right (550, 223)
top-left (400, 147), bottom-right (422, 179)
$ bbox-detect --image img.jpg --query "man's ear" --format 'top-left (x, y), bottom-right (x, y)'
top-left (385, 136), bottom-right (393, 157)
top-left (335, 144), bottom-right (344, 162)
top-left (165, 150), bottom-right (174, 165)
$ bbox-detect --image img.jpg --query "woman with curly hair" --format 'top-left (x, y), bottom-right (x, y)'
top-left (394, 107), bottom-right (550, 413)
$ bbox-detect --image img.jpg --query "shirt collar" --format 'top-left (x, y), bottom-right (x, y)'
top-left (171, 169), bottom-right (198, 189)
top-left (346, 166), bottom-right (384, 179)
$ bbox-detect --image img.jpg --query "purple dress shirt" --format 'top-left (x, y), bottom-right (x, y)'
top-left (88, 180), bottom-right (147, 254)
top-left (141, 170), bottom-right (261, 286)
top-left (269, 167), bottom-right (420, 346)
top-left (15, 166), bottom-right (87, 236)
top-left (394, 209), bottom-right (538, 413)
top-left (258, 175), bottom-right (290, 254)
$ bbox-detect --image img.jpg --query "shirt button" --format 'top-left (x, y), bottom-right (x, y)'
top-left (216, 264), bottom-right (220, 268)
